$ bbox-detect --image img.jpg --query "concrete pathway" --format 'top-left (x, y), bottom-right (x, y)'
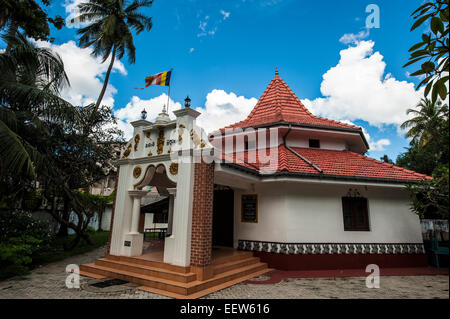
top-left (0, 245), bottom-right (448, 299)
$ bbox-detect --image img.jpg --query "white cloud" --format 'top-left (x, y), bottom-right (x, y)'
top-left (370, 138), bottom-right (391, 151)
top-left (114, 90), bottom-right (256, 139)
top-left (220, 10), bottom-right (230, 20)
top-left (115, 94), bottom-right (182, 139)
top-left (339, 29), bottom-right (370, 44)
top-left (301, 40), bottom-right (423, 131)
top-left (189, 47), bottom-right (195, 53)
top-left (194, 90), bottom-right (258, 134)
top-left (35, 40), bottom-right (127, 107)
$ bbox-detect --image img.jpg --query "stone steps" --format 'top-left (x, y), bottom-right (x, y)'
top-left (94, 258), bottom-right (197, 283)
top-left (80, 253), bottom-right (270, 298)
top-left (213, 257), bottom-right (261, 275)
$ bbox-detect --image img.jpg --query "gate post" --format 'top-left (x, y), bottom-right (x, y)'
top-left (190, 160), bottom-right (215, 280)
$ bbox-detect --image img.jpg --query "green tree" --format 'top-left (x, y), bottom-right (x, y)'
top-left (72, 0), bottom-right (153, 110)
top-left (397, 100), bottom-right (449, 219)
top-left (0, 0), bottom-right (64, 50)
top-left (0, 32), bottom-right (122, 249)
top-left (380, 155), bottom-right (394, 164)
top-left (400, 98), bottom-right (448, 147)
top-left (404, 0), bottom-right (449, 103)
top-left (407, 166), bottom-right (449, 219)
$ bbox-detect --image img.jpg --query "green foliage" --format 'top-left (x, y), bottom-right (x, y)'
top-left (0, 210), bottom-right (53, 279)
top-left (0, 0), bottom-right (64, 43)
top-left (77, 191), bottom-right (114, 212)
top-left (396, 99), bottom-right (449, 176)
top-left (404, 0), bottom-right (449, 103)
top-left (400, 98), bottom-right (449, 147)
top-left (0, 32), bottom-right (122, 251)
top-left (380, 155), bottom-right (394, 164)
top-left (406, 166), bottom-right (449, 219)
top-left (397, 98), bottom-right (449, 219)
top-left (31, 231), bottom-right (109, 266)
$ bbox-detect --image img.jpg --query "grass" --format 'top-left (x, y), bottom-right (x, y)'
top-left (31, 231), bottom-right (109, 267)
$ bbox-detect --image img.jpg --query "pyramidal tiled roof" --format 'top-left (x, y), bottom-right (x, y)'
top-left (219, 74), bottom-right (360, 132)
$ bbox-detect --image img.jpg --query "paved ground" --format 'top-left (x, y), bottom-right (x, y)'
top-left (0, 245), bottom-right (448, 299)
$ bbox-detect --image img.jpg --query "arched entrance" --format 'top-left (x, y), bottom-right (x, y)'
top-left (134, 164), bottom-right (176, 260)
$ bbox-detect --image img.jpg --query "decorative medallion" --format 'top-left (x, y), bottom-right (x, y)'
top-left (169, 162), bottom-right (178, 175)
top-left (134, 134), bottom-right (140, 152)
top-left (178, 124), bottom-right (185, 144)
top-left (157, 129), bottom-right (165, 155)
top-left (190, 129), bottom-right (206, 148)
top-left (133, 166), bottom-right (142, 178)
top-left (147, 151), bottom-right (153, 156)
top-left (145, 132), bottom-right (151, 139)
top-left (122, 144), bottom-right (132, 158)
top-left (167, 146), bottom-right (172, 154)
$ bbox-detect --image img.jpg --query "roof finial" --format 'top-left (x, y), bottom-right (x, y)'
top-left (275, 67), bottom-right (279, 76)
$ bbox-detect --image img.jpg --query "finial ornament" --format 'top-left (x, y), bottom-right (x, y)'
top-left (162, 104), bottom-right (167, 114)
top-left (141, 108), bottom-right (147, 120)
top-left (275, 67), bottom-right (279, 76)
top-left (184, 95), bottom-right (191, 108)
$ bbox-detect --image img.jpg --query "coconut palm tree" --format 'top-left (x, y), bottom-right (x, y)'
top-left (72, 0), bottom-right (153, 110)
top-left (401, 98), bottom-right (449, 147)
top-left (0, 31), bottom-right (72, 177)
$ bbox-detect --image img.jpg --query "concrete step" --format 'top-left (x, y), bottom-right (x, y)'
top-left (80, 261), bottom-right (269, 296)
top-left (79, 270), bottom-right (106, 279)
top-left (137, 268), bottom-right (274, 299)
top-left (213, 257), bottom-right (260, 275)
top-left (212, 250), bottom-right (254, 265)
top-left (94, 258), bottom-right (197, 283)
top-left (104, 254), bottom-right (191, 274)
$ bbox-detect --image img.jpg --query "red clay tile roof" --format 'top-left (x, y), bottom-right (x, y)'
top-left (217, 75), bottom-right (361, 133)
top-left (221, 145), bottom-right (431, 182)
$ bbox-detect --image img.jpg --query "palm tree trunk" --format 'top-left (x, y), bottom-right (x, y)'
top-left (94, 45), bottom-right (116, 110)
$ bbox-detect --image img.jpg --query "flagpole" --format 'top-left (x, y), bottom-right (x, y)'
top-left (166, 83), bottom-right (171, 114)
top-left (166, 68), bottom-right (173, 114)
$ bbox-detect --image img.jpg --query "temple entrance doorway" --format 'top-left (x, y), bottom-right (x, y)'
top-left (134, 164), bottom-right (176, 260)
top-left (212, 186), bottom-right (234, 248)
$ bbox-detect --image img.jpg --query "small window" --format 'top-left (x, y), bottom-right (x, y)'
top-left (309, 139), bottom-right (320, 148)
top-left (244, 141), bottom-right (249, 150)
top-left (342, 197), bottom-right (369, 231)
top-left (241, 194), bottom-right (258, 223)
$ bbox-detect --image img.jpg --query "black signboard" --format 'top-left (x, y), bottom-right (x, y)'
top-left (241, 194), bottom-right (258, 223)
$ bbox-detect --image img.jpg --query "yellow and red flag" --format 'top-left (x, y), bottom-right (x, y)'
top-left (138, 70), bottom-right (172, 89)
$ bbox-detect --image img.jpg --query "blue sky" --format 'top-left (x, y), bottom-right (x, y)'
top-left (6, 0), bottom-right (429, 160)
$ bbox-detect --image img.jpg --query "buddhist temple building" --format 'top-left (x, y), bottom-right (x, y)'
top-left (80, 70), bottom-right (430, 298)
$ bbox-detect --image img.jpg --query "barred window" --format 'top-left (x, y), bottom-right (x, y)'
top-left (342, 197), bottom-right (369, 231)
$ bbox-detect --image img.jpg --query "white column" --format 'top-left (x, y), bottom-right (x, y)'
top-left (130, 195), bottom-right (142, 234)
top-left (166, 188), bottom-right (176, 236)
top-left (122, 190), bottom-right (148, 257)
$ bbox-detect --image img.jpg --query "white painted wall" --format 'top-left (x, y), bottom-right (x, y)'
top-left (233, 181), bottom-right (423, 246)
top-left (101, 206), bottom-right (112, 231)
top-left (286, 135), bottom-right (346, 151)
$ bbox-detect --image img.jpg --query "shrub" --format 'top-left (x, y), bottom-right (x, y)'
top-left (0, 210), bottom-right (53, 279)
